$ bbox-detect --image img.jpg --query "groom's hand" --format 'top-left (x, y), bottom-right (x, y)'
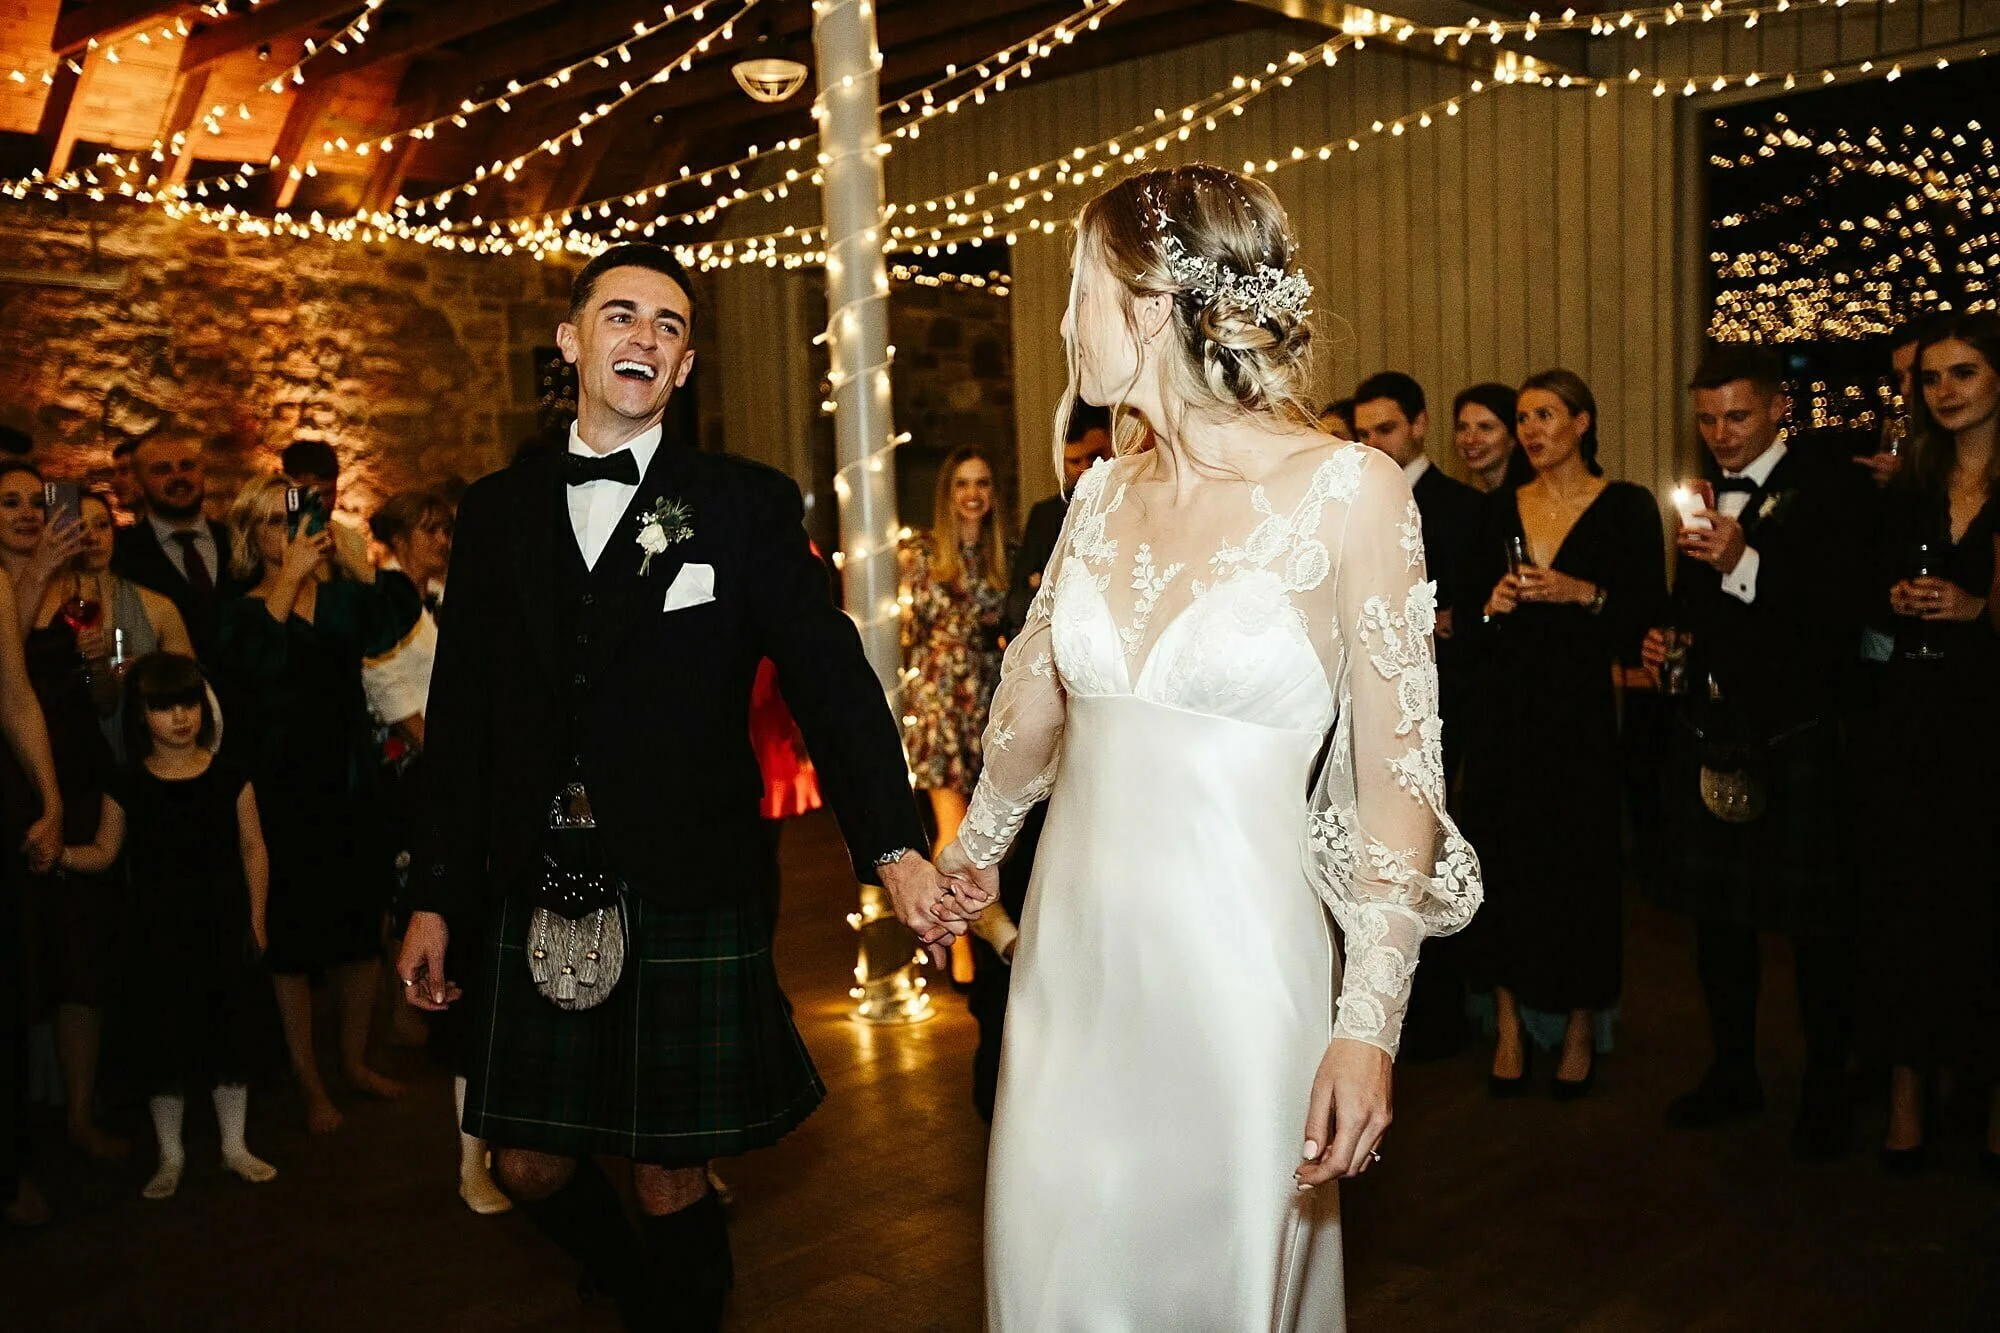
top-left (879, 851), bottom-right (967, 968)
top-left (397, 910), bottom-right (460, 1010)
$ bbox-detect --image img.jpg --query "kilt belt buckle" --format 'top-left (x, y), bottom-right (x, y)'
top-left (526, 782), bottom-right (629, 1011)
top-left (1696, 716), bottom-right (1818, 827)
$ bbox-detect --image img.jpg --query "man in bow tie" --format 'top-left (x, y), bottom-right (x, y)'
top-left (397, 244), bottom-right (978, 1329)
top-left (1645, 344), bottom-right (1869, 1160)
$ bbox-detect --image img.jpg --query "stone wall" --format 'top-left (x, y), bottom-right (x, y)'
top-left (888, 280), bottom-right (1017, 537)
top-left (0, 200), bottom-right (578, 518)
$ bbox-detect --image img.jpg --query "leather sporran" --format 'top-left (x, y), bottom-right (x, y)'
top-left (1699, 764), bottom-right (1767, 824)
top-left (525, 783), bottom-right (628, 1010)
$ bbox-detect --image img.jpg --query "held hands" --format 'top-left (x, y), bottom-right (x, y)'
top-left (880, 848), bottom-right (992, 969)
top-left (1296, 1038), bottom-right (1392, 1188)
top-left (396, 910), bottom-right (462, 1010)
top-left (1677, 509), bottom-right (1748, 574)
top-left (1890, 577), bottom-right (1987, 622)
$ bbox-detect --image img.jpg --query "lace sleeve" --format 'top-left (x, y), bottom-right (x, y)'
top-left (1308, 454), bottom-right (1482, 1056)
top-left (956, 464), bottom-right (1106, 868)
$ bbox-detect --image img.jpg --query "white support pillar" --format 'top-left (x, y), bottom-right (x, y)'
top-left (814, 0), bottom-right (930, 1026)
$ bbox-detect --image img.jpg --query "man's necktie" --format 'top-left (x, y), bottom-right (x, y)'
top-left (564, 451), bottom-right (640, 486)
top-left (1714, 476), bottom-right (1758, 495)
top-left (172, 530), bottom-right (215, 602)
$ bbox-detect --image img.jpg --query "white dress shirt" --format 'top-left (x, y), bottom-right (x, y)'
top-left (1714, 433), bottom-right (1787, 604)
top-left (566, 421), bottom-right (662, 570)
top-left (1402, 455), bottom-right (1432, 489)
top-left (148, 511), bottom-right (219, 586)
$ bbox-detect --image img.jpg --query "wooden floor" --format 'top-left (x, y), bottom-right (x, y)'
top-left (6, 811), bottom-right (1996, 1331)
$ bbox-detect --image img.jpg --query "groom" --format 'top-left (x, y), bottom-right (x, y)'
top-left (398, 244), bottom-right (975, 1329)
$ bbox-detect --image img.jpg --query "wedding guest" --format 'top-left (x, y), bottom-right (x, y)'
top-left (1856, 313), bottom-right (2000, 1173)
top-left (1857, 315), bottom-right (1947, 491)
top-left (1453, 382), bottom-right (1534, 493)
top-left (280, 440), bottom-right (340, 507)
top-left (58, 653), bottom-right (277, 1200)
top-left (108, 439), bottom-right (145, 522)
top-left (113, 436), bottom-right (240, 666)
top-left (1643, 345), bottom-right (1865, 1159)
top-left (1461, 370), bottom-right (1667, 1097)
top-left (14, 488), bottom-right (126, 1161)
top-left (216, 474), bottom-right (421, 1133)
top-left (1318, 397), bottom-right (1356, 441)
top-left (0, 461), bottom-right (86, 635)
top-left (900, 447), bottom-right (1008, 853)
top-left (67, 492), bottom-right (193, 758)
top-left (1005, 404), bottom-right (1111, 635)
top-left (0, 574), bottom-right (64, 1229)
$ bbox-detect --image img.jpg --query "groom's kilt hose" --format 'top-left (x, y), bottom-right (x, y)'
top-left (460, 885), bottom-right (824, 1166)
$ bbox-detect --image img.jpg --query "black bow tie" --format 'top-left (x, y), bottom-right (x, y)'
top-left (565, 450), bottom-right (641, 487)
top-left (1715, 476), bottom-right (1759, 495)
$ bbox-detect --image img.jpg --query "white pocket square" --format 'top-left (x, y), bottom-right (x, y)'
top-left (662, 562), bottom-right (715, 612)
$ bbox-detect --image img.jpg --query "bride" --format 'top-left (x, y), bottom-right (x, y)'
top-left (937, 165), bottom-right (1481, 1329)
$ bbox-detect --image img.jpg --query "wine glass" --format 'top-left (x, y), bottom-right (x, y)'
top-left (1902, 538), bottom-right (1947, 662)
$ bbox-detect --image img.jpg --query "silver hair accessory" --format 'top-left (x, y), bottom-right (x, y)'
top-left (1161, 231), bottom-right (1312, 326)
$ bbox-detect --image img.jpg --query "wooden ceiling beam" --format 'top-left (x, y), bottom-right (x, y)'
top-left (300, 0), bottom-right (565, 82)
top-left (178, 0), bottom-right (367, 73)
top-left (51, 0), bottom-right (186, 53)
top-left (36, 44), bottom-right (109, 178)
top-left (161, 67), bottom-right (213, 187)
top-left (270, 77), bottom-right (340, 208)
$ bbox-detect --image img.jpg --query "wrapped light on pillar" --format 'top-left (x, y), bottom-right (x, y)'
top-left (814, 0), bottom-right (929, 1025)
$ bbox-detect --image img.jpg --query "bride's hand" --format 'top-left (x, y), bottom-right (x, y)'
top-left (1295, 1038), bottom-right (1392, 1188)
top-left (936, 839), bottom-right (1000, 916)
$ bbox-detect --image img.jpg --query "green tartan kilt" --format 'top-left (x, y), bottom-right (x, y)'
top-left (460, 889), bottom-right (824, 1166)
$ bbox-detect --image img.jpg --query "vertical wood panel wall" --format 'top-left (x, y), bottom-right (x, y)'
top-left (710, 2), bottom-right (2000, 516)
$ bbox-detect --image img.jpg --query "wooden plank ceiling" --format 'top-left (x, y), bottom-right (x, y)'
top-left (0, 0), bottom-right (1547, 239)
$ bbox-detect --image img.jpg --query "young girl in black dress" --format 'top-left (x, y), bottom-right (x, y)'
top-left (60, 653), bottom-right (277, 1199)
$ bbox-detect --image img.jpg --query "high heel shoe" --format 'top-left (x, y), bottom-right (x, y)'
top-left (1550, 1054), bottom-right (1596, 1102)
top-left (1488, 1044), bottom-right (1531, 1099)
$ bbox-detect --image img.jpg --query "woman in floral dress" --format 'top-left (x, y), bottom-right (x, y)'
top-left (901, 447), bottom-right (1008, 855)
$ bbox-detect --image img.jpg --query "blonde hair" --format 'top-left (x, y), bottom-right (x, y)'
top-left (928, 446), bottom-right (1007, 589)
top-left (1055, 165), bottom-right (1317, 477)
top-left (226, 473), bottom-right (291, 582)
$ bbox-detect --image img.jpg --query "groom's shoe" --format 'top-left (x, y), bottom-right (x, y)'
top-left (1665, 1066), bottom-right (1764, 1130)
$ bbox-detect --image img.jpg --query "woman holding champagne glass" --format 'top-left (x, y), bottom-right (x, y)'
top-left (1460, 371), bottom-right (1666, 1098)
top-left (1858, 313), bottom-right (2000, 1173)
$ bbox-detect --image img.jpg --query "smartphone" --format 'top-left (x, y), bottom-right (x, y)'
top-left (284, 485), bottom-right (329, 538)
top-left (1670, 482), bottom-right (1713, 532)
top-left (42, 480), bottom-right (82, 532)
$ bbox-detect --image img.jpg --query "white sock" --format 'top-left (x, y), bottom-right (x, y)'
top-left (143, 1094), bottom-right (186, 1200)
top-left (212, 1084), bottom-right (276, 1184)
top-left (454, 1076), bottom-right (511, 1215)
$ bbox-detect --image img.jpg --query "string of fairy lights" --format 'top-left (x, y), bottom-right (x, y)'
top-left (1706, 111), bottom-right (1998, 342)
top-left (0, 0), bottom-right (1972, 267)
top-left (447, 0), bottom-right (1126, 245)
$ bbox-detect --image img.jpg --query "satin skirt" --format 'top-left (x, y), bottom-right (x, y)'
top-left (986, 694), bottom-right (1346, 1331)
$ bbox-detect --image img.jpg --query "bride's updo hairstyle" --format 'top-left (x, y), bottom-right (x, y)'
top-left (1059, 164), bottom-right (1317, 466)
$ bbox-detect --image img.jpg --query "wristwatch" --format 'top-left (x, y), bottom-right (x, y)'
top-left (1584, 585), bottom-right (1608, 616)
top-left (874, 847), bottom-right (918, 870)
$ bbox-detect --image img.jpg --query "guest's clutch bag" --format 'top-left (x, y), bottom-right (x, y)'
top-left (525, 782), bottom-right (628, 1011)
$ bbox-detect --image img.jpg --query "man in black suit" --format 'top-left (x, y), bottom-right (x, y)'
top-left (111, 434), bottom-right (239, 663)
top-left (397, 246), bottom-right (975, 1330)
top-left (1645, 344), bottom-right (1864, 1160)
top-left (1353, 372), bottom-right (1482, 1060)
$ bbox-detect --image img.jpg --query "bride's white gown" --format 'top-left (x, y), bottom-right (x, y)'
top-left (957, 444), bottom-right (1481, 1331)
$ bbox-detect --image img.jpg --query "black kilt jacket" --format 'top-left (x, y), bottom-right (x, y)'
top-left (411, 439), bottom-right (924, 923)
top-left (1654, 437), bottom-right (1871, 932)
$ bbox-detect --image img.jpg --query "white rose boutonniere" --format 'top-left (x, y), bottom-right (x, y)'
top-left (636, 497), bottom-right (694, 575)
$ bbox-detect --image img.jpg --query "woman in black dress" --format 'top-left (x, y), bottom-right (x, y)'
top-left (215, 475), bottom-right (420, 1134)
top-left (1859, 314), bottom-right (2000, 1173)
top-left (1461, 370), bottom-right (1666, 1097)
